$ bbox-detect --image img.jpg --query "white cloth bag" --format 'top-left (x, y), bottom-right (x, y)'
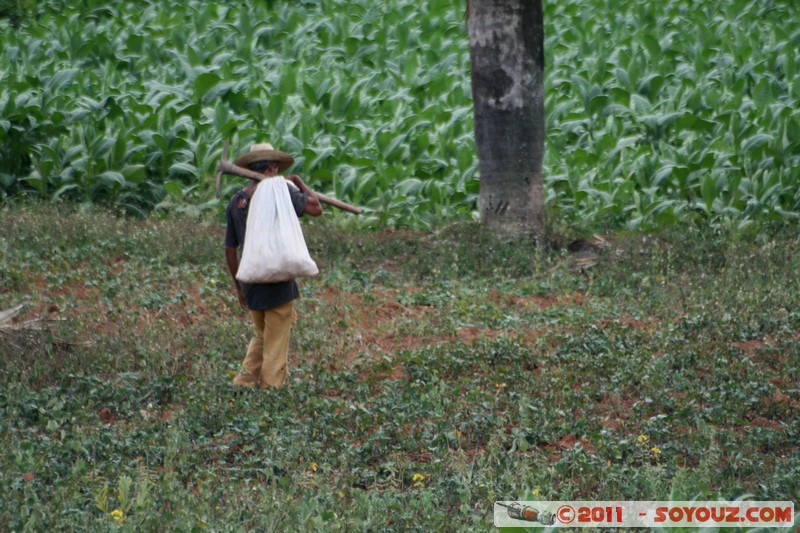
top-left (236, 177), bottom-right (319, 283)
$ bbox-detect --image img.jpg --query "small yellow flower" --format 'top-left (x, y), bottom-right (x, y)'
top-left (412, 473), bottom-right (425, 483)
top-left (637, 434), bottom-right (649, 444)
top-left (309, 462), bottom-right (318, 473)
top-left (651, 446), bottom-right (661, 455)
top-left (532, 488), bottom-right (540, 496)
top-left (111, 509), bottom-right (124, 522)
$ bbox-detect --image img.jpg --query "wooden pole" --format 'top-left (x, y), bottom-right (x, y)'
top-left (216, 141), bottom-right (362, 215)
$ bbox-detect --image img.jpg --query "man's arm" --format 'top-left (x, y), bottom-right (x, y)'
top-left (225, 246), bottom-right (247, 310)
top-left (287, 174), bottom-right (323, 217)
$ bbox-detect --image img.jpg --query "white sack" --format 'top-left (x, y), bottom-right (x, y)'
top-left (236, 177), bottom-right (318, 283)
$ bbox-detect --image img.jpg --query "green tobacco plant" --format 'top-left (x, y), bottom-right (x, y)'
top-left (1, 0), bottom-right (799, 229)
top-left (0, 0), bottom-right (32, 27)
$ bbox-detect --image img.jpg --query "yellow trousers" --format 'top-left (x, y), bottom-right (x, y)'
top-left (232, 301), bottom-right (295, 389)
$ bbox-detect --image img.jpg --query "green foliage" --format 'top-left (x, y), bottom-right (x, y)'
top-left (1, 0), bottom-right (799, 229)
top-left (0, 0), bottom-right (32, 27)
top-left (0, 0), bottom-right (476, 227)
top-left (544, 0), bottom-right (800, 230)
top-left (1, 206), bottom-right (798, 530)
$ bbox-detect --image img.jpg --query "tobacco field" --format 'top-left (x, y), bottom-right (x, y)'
top-left (1, 0), bottom-right (799, 229)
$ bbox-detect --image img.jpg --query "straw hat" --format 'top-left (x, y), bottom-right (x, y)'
top-left (234, 143), bottom-right (294, 172)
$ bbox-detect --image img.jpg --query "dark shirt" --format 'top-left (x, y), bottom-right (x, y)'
top-left (225, 183), bottom-right (309, 310)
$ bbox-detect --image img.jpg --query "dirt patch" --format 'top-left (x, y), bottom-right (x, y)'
top-left (731, 338), bottom-right (771, 356)
top-left (98, 407), bottom-right (115, 423)
top-left (542, 433), bottom-right (597, 462)
top-left (748, 417), bottom-right (783, 431)
top-left (24, 268), bottom-right (229, 362)
top-left (456, 327), bottom-right (502, 343)
top-left (349, 332), bottom-right (454, 360)
top-left (591, 392), bottom-right (643, 434)
top-left (356, 364), bottom-right (408, 383)
top-left (768, 377), bottom-right (793, 387)
top-left (372, 300), bottom-right (427, 320)
top-left (759, 392), bottom-right (800, 411)
top-left (389, 448), bottom-right (434, 465)
top-left (490, 290), bottom-right (586, 310)
top-left (592, 392), bottom-right (637, 418)
top-left (314, 287), bottom-right (449, 360)
top-left (312, 285), bottom-right (578, 366)
top-left (462, 446), bottom-right (487, 462)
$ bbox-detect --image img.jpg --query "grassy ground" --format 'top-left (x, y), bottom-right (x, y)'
top-left (1, 204), bottom-right (798, 531)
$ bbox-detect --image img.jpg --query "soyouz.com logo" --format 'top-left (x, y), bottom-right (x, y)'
top-left (493, 501), bottom-right (795, 528)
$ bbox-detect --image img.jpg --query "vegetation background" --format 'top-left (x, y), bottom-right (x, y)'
top-left (1, 0), bottom-right (798, 530)
top-left (2, 0), bottom-right (799, 230)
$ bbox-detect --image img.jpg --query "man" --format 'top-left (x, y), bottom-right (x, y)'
top-left (224, 143), bottom-right (323, 389)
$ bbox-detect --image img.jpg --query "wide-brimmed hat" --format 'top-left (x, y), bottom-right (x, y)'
top-left (234, 143), bottom-right (294, 172)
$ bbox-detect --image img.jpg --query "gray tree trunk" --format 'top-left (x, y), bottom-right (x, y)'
top-left (468, 0), bottom-right (545, 236)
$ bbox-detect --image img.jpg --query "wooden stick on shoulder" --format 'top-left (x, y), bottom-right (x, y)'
top-left (216, 141), bottom-right (362, 215)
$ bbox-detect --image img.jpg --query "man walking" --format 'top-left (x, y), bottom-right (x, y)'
top-left (224, 143), bottom-right (322, 389)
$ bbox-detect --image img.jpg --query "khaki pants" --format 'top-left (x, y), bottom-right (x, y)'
top-left (232, 301), bottom-right (295, 389)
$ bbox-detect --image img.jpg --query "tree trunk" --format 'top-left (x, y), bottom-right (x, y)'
top-left (468, 0), bottom-right (545, 236)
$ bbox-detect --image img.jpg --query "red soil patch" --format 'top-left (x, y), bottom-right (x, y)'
top-left (592, 392), bottom-right (655, 437)
top-left (543, 433), bottom-right (597, 462)
top-left (768, 377), bottom-right (792, 387)
top-left (456, 326), bottom-right (547, 345)
top-left (592, 392), bottom-right (637, 427)
top-left (450, 442), bottom-right (487, 462)
top-left (389, 449), bottom-right (434, 465)
top-left (759, 392), bottom-right (800, 411)
top-left (356, 364), bottom-right (408, 383)
top-left (731, 339), bottom-right (771, 356)
top-left (456, 327), bottom-right (501, 343)
top-left (306, 285), bottom-right (567, 386)
top-left (98, 407), bottom-right (115, 424)
top-left (24, 267), bottom-right (229, 358)
top-left (310, 287), bottom-right (451, 360)
top-left (748, 417), bottom-right (783, 431)
top-left (490, 290), bottom-right (586, 310)
top-left (389, 365), bottom-right (407, 380)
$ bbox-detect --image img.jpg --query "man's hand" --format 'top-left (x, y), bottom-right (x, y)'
top-left (225, 246), bottom-right (249, 311)
top-left (236, 287), bottom-right (248, 311)
top-left (286, 174), bottom-right (304, 189)
top-left (286, 174), bottom-right (323, 217)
